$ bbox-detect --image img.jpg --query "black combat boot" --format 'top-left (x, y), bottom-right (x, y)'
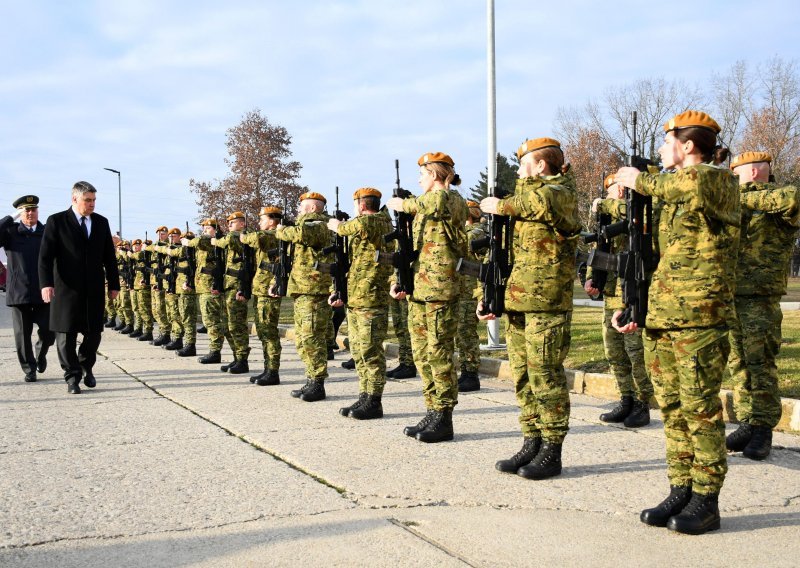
top-left (300, 380), bottom-right (326, 402)
top-left (341, 358), bottom-right (356, 370)
top-left (227, 359), bottom-right (249, 374)
top-left (177, 343), bottom-right (196, 357)
top-left (256, 370), bottom-right (280, 386)
top-left (725, 422), bottom-right (754, 452)
top-left (152, 334), bottom-right (170, 347)
top-left (250, 370), bottom-right (266, 383)
top-left (386, 364), bottom-right (401, 378)
top-left (457, 371), bottom-right (480, 392)
top-left (495, 437), bottom-right (542, 473)
top-left (640, 485), bottom-right (692, 527)
top-left (197, 325), bottom-right (207, 334)
top-left (129, 328), bottom-right (143, 339)
top-left (517, 442), bottom-right (562, 480)
top-left (137, 331), bottom-right (153, 342)
top-left (599, 395), bottom-right (633, 423)
top-left (327, 348), bottom-right (335, 361)
top-left (350, 395), bottom-right (383, 420)
top-left (404, 410), bottom-right (435, 437)
top-left (114, 321), bottom-right (127, 332)
top-left (743, 425), bottom-right (772, 461)
top-left (164, 337), bottom-right (183, 351)
top-left (666, 492), bottom-right (720, 535)
top-left (198, 351), bottom-right (221, 364)
top-left (391, 364), bottom-right (417, 379)
top-left (416, 410), bottom-right (454, 443)
top-left (119, 324), bottom-right (134, 335)
top-left (624, 399), bottom-right (651, 428)
top-left (291, 378), bottom-right (313, 398)
top-left (340, 392), bottom-right (368, 417)
top-left (220, 361), bottom-right (236, 372)
top-left (105, 318), bottom-right (117, 328)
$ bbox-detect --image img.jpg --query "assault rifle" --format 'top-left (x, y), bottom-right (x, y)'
top-left (265, 198), bottom-right (294, 297)
top-left (315, 186), bottom-right (350, 304)
top-left (142, 231), bottom-right (152, 287)
top-left (237, 214), bottom-right (254, 300)
top-left (182, 222), bottom-right (196, 291)
top-left (456, 159), bottom-right (512, 317)
top-left (121, 246), bottom-right (135, 289)
top-left (212, 220), bottom-right (225, 293)
top-left (376, 159), bottom-right (415, 297)
top-left (579, 174), bottom-right (611, 299)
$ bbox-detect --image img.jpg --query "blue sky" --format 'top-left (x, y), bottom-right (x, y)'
top-left (1, 0), bottom-right (799, 239)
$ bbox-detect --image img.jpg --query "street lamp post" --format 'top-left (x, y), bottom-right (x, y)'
top-left (103, 168), bottom-right (122, 237)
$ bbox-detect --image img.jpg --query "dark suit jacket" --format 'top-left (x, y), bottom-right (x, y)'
top-left (0, 216), bottom-right (46, 306)
top-left (38, 208), bottom-right (120, 333)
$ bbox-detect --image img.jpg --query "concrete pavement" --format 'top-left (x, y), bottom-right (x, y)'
top-left (1, 300), bottom-right (799, 567)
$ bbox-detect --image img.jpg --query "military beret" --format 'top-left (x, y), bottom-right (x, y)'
top-left (516, 138), bottom-right (562, 160)
top-left (226, 211), bottom-right (246, 222)
top-left (131, 238), bottom-right (142, 246)
top-left (604, 174), bottom-right (617, 189)
top-left (259, 206), bottom-right (283, 216)
top-left (663, 110), bottom-right (721, 134)
top-left (199, 218), bottom-right (219, 227)
top-left (466, 200), bottom-right (480, 208)
top-left (116, 240), bottom-right (129, 248)
top-left (353, 187), bottom-right (382, 200)
top-left (730, 151), bottom-right (772, 169)
top-left (155, 225), bottom-right (168, 232)
top-left (418, 152), bottom-right (454, 167)
top-left (13, 195), bottom-right (39, 209)
top-left (181, 231), bottom-right (195, 239)
top-left (299, 192), bottom-right (327, 204)
top-left (168, 227), bottom-right (181, 236)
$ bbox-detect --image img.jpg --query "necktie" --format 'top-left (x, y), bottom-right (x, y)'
top-left (81, 216), bottom-right (89, 238)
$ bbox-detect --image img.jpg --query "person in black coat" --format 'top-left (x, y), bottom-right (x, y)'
top-left (39, 181), bottom-right (120, 394)
top-left (0, 195), bottom-right (55, 382)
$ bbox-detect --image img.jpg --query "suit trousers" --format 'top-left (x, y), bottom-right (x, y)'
top-left (56, 330), bottom-right (102, 383)
top-left (11, 303), bottom-right (55, 375)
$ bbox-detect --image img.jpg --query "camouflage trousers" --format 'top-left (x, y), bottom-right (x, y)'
top-left (254, 295), bottom-right (282, 371)
top-left (132, 288), bottom-right (154, 333)
top-left (198, 292), bottom-right (232, 353)
top-left (728, 296), bottom-right (783, 428)
top-left (165, 293), bottom-right (182, 338)
top-left (116, 288), bottom-right (134, 325)
top-left (179, 294), bottom-right (197, 344)
top-left (224, 289), bottom-right (250, 360)
top-left (348, 305), bottom-right (389, 396)
top-left (602, 308), bottom-right (653, 402)
top-left (105, 292), bottom-right (116, 319)
top-left (408, 299), bottom-right (458, 411)
top-left (151, 288), bottom-right (169, 337)
top-left (506, 310), bottom-right (571, 443)
top-left (456, 297), bottom-right (480, 373)
top-left (644, 327), bottom-right (729, 495)
top-left (293, 294), bottom-right (331, 381)
top-left (390, 297), bottom-right (413, 366)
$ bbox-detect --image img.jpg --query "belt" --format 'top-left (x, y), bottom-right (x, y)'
top-left (226, 267), bottom-right (244, 277)
top-left (200, 266), bottom-right (216, 275)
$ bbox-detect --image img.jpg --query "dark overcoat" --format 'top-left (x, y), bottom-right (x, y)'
top-left (0, 216), bottom-right (46, 306)
top-left (38, 208), bottom-right (120, 333)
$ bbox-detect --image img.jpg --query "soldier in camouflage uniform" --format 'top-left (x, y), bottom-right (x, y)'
top-left (159, 228), bottom-right (198, 357)
top-left (585, 175), bottom-right (653, 428)
top-left (114, 240), bottom-right (135, 334)
top-left (240, 206), bottom-right (283, 385)
top-left (329, 188), bottom-right (395, 419)
top-left (725, 151), bottom-right (800, 460)
top-left (456, 200), bottom-right (489, 392)
top-left (480, 138), bottom-right (581, 480)
top-left (387, 292), bottom-right (416, 378)
top-left (155, 228), bottom-right (184, 350)
top-left (105, 235), bottom-right (120, 327)
top-left (274, 192), bottom-right (333, 401)
top-left (129, 238), bottom-right (155, 342)
top-left (150, 226), bottom-right (172, 346)
top-left (387, 152), bottom-right (468, 443)
top-left (211, 212), bottom-right (252, 374)
top-left (184, 218), bottom-right (233, 365)
top-left (614, 110), bottom-right (740, 535)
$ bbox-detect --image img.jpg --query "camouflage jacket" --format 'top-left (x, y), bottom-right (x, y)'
top-left (155, 243), bottom-right (196, 295)
top-left (130, 250), bottom-right (151, 291)
top-left (116, 250), bottom-right (130, 290)
top-left (635, 163), bottom-right (740, 330)
top-left (336, 209), bottom-right (394, 308)
top-left (585, 198), bottom-right (627, 310)
top-left (188, 235), bottom-right (223, 295)
top-left (275, 211), bottom-right (332, 297)
top-left (735, 181), bottom-right (800, 297)
top-left (401, 187), bottom-right (468, 302)
top-left (496, 172), bottom-right (582, 313)
top-left (213, 232), bottom-right (251, 293)
top-left (149, 240), bottom-right (171, 291)
top-left (459, 220), bottom-right (489, 300)
top-left (240, 230), bottom-right (279, 297)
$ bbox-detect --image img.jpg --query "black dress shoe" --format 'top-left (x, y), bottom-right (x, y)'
top-left (137, 332), bottom-right (154, 342)
top-left (83, 370), bottom-right (96, 388)
top-left (24, 372), bottom-right (37, 383)
top-left (67, 381), bottom-right (82, 394)
top-left (36, 357), bottom-right (47, 374)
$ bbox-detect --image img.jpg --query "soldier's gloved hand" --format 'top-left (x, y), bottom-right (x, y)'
top-left (181, 238), bottom-right (190, 246)
top-left (12, 210), bottom-right (22, 221)
top-left (614, 167), bottom-right (641, 191)
top-left (476, 300), bottom-right (496, 321)
top-left (584, 279), bottom-right (600, 297)
top-left (328, 293), bottom-right (344, 308)
top-left (210, 238), bottom-right (217, 246)
top-left (327, 218), bottom-right (341, 232)
top-left (479, 197), bottom-right (500, 215)
top-left (386, 197), bottom-right (404, 212)
top-left (235, 291), bottom-right (247, 302)
top-left (591, 198), bottom-right (603, 213)
top-left (267, 285), bottom-right (279, 298)
top-left (611, 309), bottom-right (638, 334)
top-left (211, 289), bottom-right (220, 296)
top-left (389, 284), bottom-right (406, 301)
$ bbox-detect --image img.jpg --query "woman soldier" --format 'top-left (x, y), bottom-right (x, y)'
top-left (614, 110), bottom-right (740, 535)
top-left (387, 152), bottom-right (468, 443)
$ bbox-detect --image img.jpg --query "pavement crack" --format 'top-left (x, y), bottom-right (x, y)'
top-left (388, 518), bottom-right (477, 567)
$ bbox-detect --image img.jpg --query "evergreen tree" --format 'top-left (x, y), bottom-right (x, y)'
top-left (469, 153), bottom-right (518, 201)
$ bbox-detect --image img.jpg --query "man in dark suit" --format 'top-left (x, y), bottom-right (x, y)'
top-left (0, 195), bottom-right (55, 382)
top-left (39, 181), bottom-right (120, 394)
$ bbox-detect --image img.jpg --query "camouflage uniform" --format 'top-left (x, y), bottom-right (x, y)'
top-left (105, 290), bottom-right (116, 321)
top-left (336, 209), bottom-right (394, 395)
top-left (390, 296), bottom-right (413, 366)
top-left (497, 173), bottom-right (581, 443)
top-left (403, 188), bottom-right (468, 411)
top-left (275, 211), bottom-right (332, 380)
top-left (729, 182), bottom-right (800, 428)
top-left (213, 232), bottom-right (251, 361)
top-left (131, 249), bottom-right (154, 335)
top-left (150, 241), bottom-right (171, 338)
top-left (189, 235), bottom-right (234, 355)
top-left (115, 249), bottom-right (134, 326)
top-left (153, 243), bottom-right (185, 342)
top-left (636, 163), bottom-right (740, 495)
top-left (457, 220), bottom-right (489, 374)
top-left (586, 198), bottom-right (652, 403)
top-left (240, 230), bottom-right (282, 371)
